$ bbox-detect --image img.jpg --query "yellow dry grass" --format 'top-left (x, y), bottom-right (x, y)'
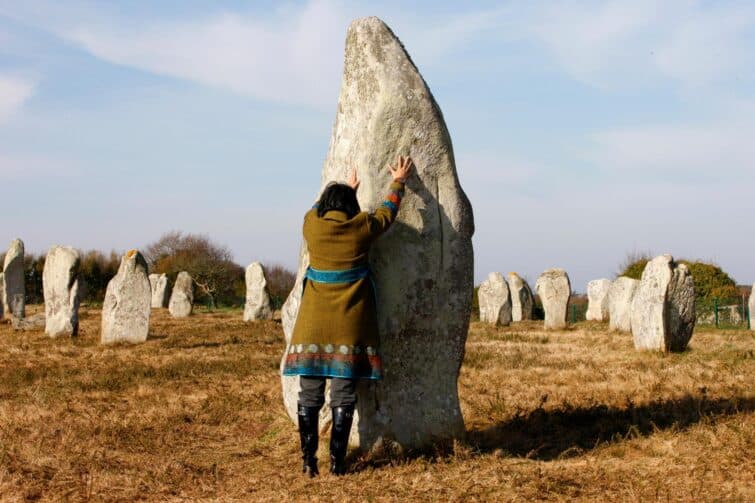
top-left (0, 306), bottom-right (753, 502)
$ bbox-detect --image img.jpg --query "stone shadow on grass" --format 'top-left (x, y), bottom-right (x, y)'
top-left (466, 394), bottom-right (754, 461)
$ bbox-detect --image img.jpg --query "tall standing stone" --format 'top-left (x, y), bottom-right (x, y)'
top-left (2, 238), bottom-right (25, 320)
top-left (630, 254), bottom-right (695, 352)
top-left (43, 246), bottom-right (81, 337)
top-left (478, 272), bottom-right (512, 326)
top-left (101, 250), bottom-right (151, 344)
top-left (585, 278), bottom-right (611, 321)
top-left (149, 273), bottom-right (170, 308)
top-left (507, 272), bottom-right (533, 322)
top-left (0, 273), bottom-right (4, 319)
top-left (169, 271), bottom-right (194, 318)
top-left (749, 283), bottom-right (754, 331)
top-left (535, 268), bottom-right (571, 329)
top-left (280, 17), bottom-right (474, 449)
top-left (608, 276), bottom-right (639, 332)
top-left (244, 262), bottom-right (273, 321)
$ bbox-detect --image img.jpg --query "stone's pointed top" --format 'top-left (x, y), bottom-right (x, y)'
top-left (126, 249), bottom-right (138, 258)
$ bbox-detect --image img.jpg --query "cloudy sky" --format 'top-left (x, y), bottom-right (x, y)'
top-left (1, 0), bottom-right (753, 290)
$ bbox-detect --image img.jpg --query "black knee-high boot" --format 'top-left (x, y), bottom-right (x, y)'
top-left (297, 403), bottom-right (320, 477)
top-left (329, 405), bottom-right (354, 475)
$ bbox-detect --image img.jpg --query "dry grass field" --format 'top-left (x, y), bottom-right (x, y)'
top-left (0, 306), bottom-right (753, 502)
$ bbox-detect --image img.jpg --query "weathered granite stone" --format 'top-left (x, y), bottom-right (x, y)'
top-left (608, 276), bottom-right (638, 332)
top-left (630, 254), bottom-right (695, 352)
top-left (244, 262), bottom-right (273, 321)
top-left (149, 273), bottom-right (170, 308)
top-left (749, 284), bottom-right (754, 331)
top-left (43, 246), bottom-right (81, 337)
top-left (535, 268), bottom-right (571, 329)
top-left (101, 250), bottom-right (151, 344)
top-left (586, 278), bottom-right (611, 321)
top-left (478, 272), bottom-right (512, 326)
top-left (507, 272), bottom-right (533, 322)
top-left (169, 272), bottom-right (194, 317)
top-left (280, 17), bottom-right (474, 449)
top-left (3, 238), bottom-right (25, 320)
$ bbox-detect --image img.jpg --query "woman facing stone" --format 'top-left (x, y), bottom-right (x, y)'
top-left (281, 156), bottom-right (413, 477)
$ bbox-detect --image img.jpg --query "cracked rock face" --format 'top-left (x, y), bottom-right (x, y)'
top-left (586, 279), bottom-right (611, 322)
top-left (478, 272), bottom-right (512, 326)
top-left (507, 272), bottom-right (533, 322)
top-left (630, 254), bottom-right (695, 352)
top-left (3, 238), bottom-right (25, 320)
top-left (244, 262), bottom-right (272, 322)
top-left (280, 16), bottom-right (474, 449)
top-left (169, 271), bottom-right (194, 318)
top-left (608, 277), bottom-right (638, 332)
top-left (101, 250), bottom-right (151, 344)
top-left (43, 246), bottom-right (81, 338)
top-left (535, 268), bottom-right (571, 329)
top-left (149, 273), bottom-right (170, 308)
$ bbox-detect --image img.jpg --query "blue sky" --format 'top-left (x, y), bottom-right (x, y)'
top-left (1, 0), bottom-right (754, 291)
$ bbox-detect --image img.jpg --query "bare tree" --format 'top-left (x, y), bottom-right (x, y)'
top-left (145, 231), bottom-right (244, 308)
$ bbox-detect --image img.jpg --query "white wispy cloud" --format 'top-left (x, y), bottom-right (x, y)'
top-left (0, 74), bottom-right (34, 123)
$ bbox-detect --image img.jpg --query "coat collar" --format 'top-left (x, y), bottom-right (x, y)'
top-left (322, 210), bottom-right (349, 222)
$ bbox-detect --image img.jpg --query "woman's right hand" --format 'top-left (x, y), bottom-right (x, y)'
top-left (388, 156), bottom-right (414, 183)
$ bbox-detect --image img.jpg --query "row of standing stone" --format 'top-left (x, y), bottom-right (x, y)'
top-left (478, 254), bottom-right (755, 352)
top-left (1, 240), bottom-right (274, 343)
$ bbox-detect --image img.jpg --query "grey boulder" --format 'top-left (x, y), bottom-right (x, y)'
top-left (607, 277), bottom-right (638, 332)
top-left (630, 254), bottom-right (695, 352)
top-left (43, 245), bottom-right (81, 337)
top-left (585, 278), bottom-right (611, 321)
top-left (169, 271), bottom-right (194, 318)
top-left (478, 272), bottom-right (512, 326)
top-left (280, 17), bottom-right (474, 450)
top-left (244, 262), bottom-right (273, 321)
top-left (3, 238), bottom-right (25, 320)
top-left (101, 250), bottom-right (151, 344)
top-left (535, 268), bottom-right (571, 329)
top-left (149, 273), bottom-right (170, 308)
top-left (507, 272), bottom-right (533, 322)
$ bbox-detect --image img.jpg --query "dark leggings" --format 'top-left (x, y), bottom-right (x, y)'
top-left (299, 376), bottom-right (356, 409)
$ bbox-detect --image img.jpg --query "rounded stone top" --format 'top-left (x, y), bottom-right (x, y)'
top-left (126, 249), bottom-right (138, 258)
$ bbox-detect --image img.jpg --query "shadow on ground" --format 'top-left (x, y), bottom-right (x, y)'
top-left (466, 394), bottom-right (754, 461)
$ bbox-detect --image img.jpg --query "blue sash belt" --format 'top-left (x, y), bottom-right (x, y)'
top-left (305, 265), bottom-right (370, 284)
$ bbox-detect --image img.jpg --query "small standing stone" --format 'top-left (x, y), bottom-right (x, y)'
top-left (535, 268), bottom-right (571, 329)
top-left (0, 273), bottom-right (4, 319)
top-left (101, 250), bottom-right (151, 344)
top-left (43, 246), bottom-right (81, 337)
top-left (749, 283), bottom-right (754, 331)
top-left (630, 254), bottom-right (695, 352)
top-left (244, 262), bottom-right (273, 321)
top-left (478, 272), bottom-right (512, 326)
top-left (585, 279), bottom-right (611, 321)
top-left (608, 277), bottom-right (639, 332)
top-left (169, 271), bottom-right (194, 318)
top-left (507, 272), bottom-right (533, 322)
top-left (3, 238), bottom-right (25, 320)
top-left (149, 273), bottom-right (170, 308)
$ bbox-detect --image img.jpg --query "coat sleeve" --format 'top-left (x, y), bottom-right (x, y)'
top-left (366, 181), bottom-right (406, 237)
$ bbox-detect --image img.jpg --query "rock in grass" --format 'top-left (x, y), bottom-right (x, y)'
top-left (478, 272), bottom-right (512, 326)
top-left (535, 268), bottom-right (571, 329)
top-left (281, 17), bottom-right (474, 449)
top-left (607, 276), bottom-right (638, 332)
top-left (585, 278), bottom-right (611, 321)
top-left (507, 272), bottom-right (533, 322)
top-left (749, 283), bottom-right (754, 331)
top-left (169, 271), bottom-right (194, 318)
top-left (244, 262), bottom-right (273, 321)
top-left (3, 238), bottom-right (25, 320)
top-left (630, 254), bottom-right (695, 352)
top-left (101, 250), bottom-right (151, 344)
top-left (43, 246), bottom-right (81, 337)
top-left (149, 273), bottom-right (170, 308)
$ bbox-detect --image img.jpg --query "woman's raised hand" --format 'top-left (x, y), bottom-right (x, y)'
top-left (347, 168), bottom-right (360, 190)
top-left (388, 155), bottom-right (414, 183)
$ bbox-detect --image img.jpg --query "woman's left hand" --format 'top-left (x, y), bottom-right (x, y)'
top-left (347, 168), bottom-right (360, 190)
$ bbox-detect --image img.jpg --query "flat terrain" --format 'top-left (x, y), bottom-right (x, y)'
top-left (0, 307), bottom-right (753, 501)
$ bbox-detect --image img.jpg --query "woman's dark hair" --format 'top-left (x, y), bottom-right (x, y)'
top-left (317, 183), bottom-right (360, 219)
